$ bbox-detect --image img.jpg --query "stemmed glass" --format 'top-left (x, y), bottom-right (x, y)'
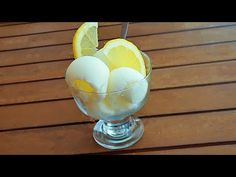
top-left (65, 52), bottom-right (152, 149)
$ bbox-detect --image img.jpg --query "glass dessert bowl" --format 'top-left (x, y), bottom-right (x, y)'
top-left (65, 52), bottom-right (152, 150)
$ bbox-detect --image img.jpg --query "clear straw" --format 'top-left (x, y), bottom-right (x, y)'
top-left (120, 22), bottom-right (129, 39)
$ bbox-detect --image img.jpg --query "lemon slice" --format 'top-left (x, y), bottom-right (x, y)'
top-left (94, 38), bottom-right (146, 76)
top-left (73, 22), bottom-right (98, 58)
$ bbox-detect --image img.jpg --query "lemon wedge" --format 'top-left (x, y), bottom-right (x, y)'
top-left (94, 38), bottom-right (146, 76)
top-left (73, 22), bottom-right (98, 58)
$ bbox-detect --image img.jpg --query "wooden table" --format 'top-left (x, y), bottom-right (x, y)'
top-left (1, 22), bottom-right (236, 155)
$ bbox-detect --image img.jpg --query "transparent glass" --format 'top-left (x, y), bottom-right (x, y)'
top-left (65, 52), bottom-right (152, 149)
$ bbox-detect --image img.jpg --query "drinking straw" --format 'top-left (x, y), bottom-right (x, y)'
top-left (120, 22), bottom-right (129, 39)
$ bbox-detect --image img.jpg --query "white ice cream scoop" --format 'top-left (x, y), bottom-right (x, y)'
top-left (108, 67), bottom-right (148, 104)
top-left (65, 56), bottom-right (110, 105)
top-left (65, 56), bottom-right (110, 94)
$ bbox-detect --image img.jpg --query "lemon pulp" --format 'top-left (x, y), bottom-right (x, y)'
top-left (73, 22), bottom-right (98, 58)
top-left (94, 38), bottom-right (146, 76)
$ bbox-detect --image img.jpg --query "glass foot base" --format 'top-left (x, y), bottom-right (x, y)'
top-left (93, 116), bottom-right (144, 150)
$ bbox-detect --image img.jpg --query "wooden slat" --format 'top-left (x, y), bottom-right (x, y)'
top-left (1, 59), bottom-right (236, 89)
top-left (0, 60), bottom-right (71, 85)
top-left (124, 144), bottom-right (236, 155)
top-left (0, 22), bottom-right (28, 27)
top-left (0, 44), bottom-right (72, 67)
top-left (0, 79), bottom-right (69, 105)
top-left (0, 22), bottom-right (121, 37)
top-left (0, 30), bottom-right (74, 51)
top-left (0, 99), bottom-right (92, 130)
top-left (1, 24), bottom-right (236, 51)
top-left (1, 82), bottom-right (236, 130)
top-left (129, 26), bottom-right (236, 51)
top-left (1, 41), bottom-right (236, 68)
top-left (124, 22), bottom-right (236, 35)
top-left (139, 83), bottom-right (236, 115)
top-left (0, 110), bottom-right (236, 154)
top-left (152, 60), bottom-right (236, 89)
top-left (151, 41), bottom-right (236, 68)
top-left (96, 22), bottom-right (236, 41)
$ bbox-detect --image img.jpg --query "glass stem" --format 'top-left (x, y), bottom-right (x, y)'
top-left (102, 116), bottom-right (136, 139)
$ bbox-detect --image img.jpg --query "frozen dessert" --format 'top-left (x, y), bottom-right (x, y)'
top-left (65, 22), bottom-right (149, 120)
